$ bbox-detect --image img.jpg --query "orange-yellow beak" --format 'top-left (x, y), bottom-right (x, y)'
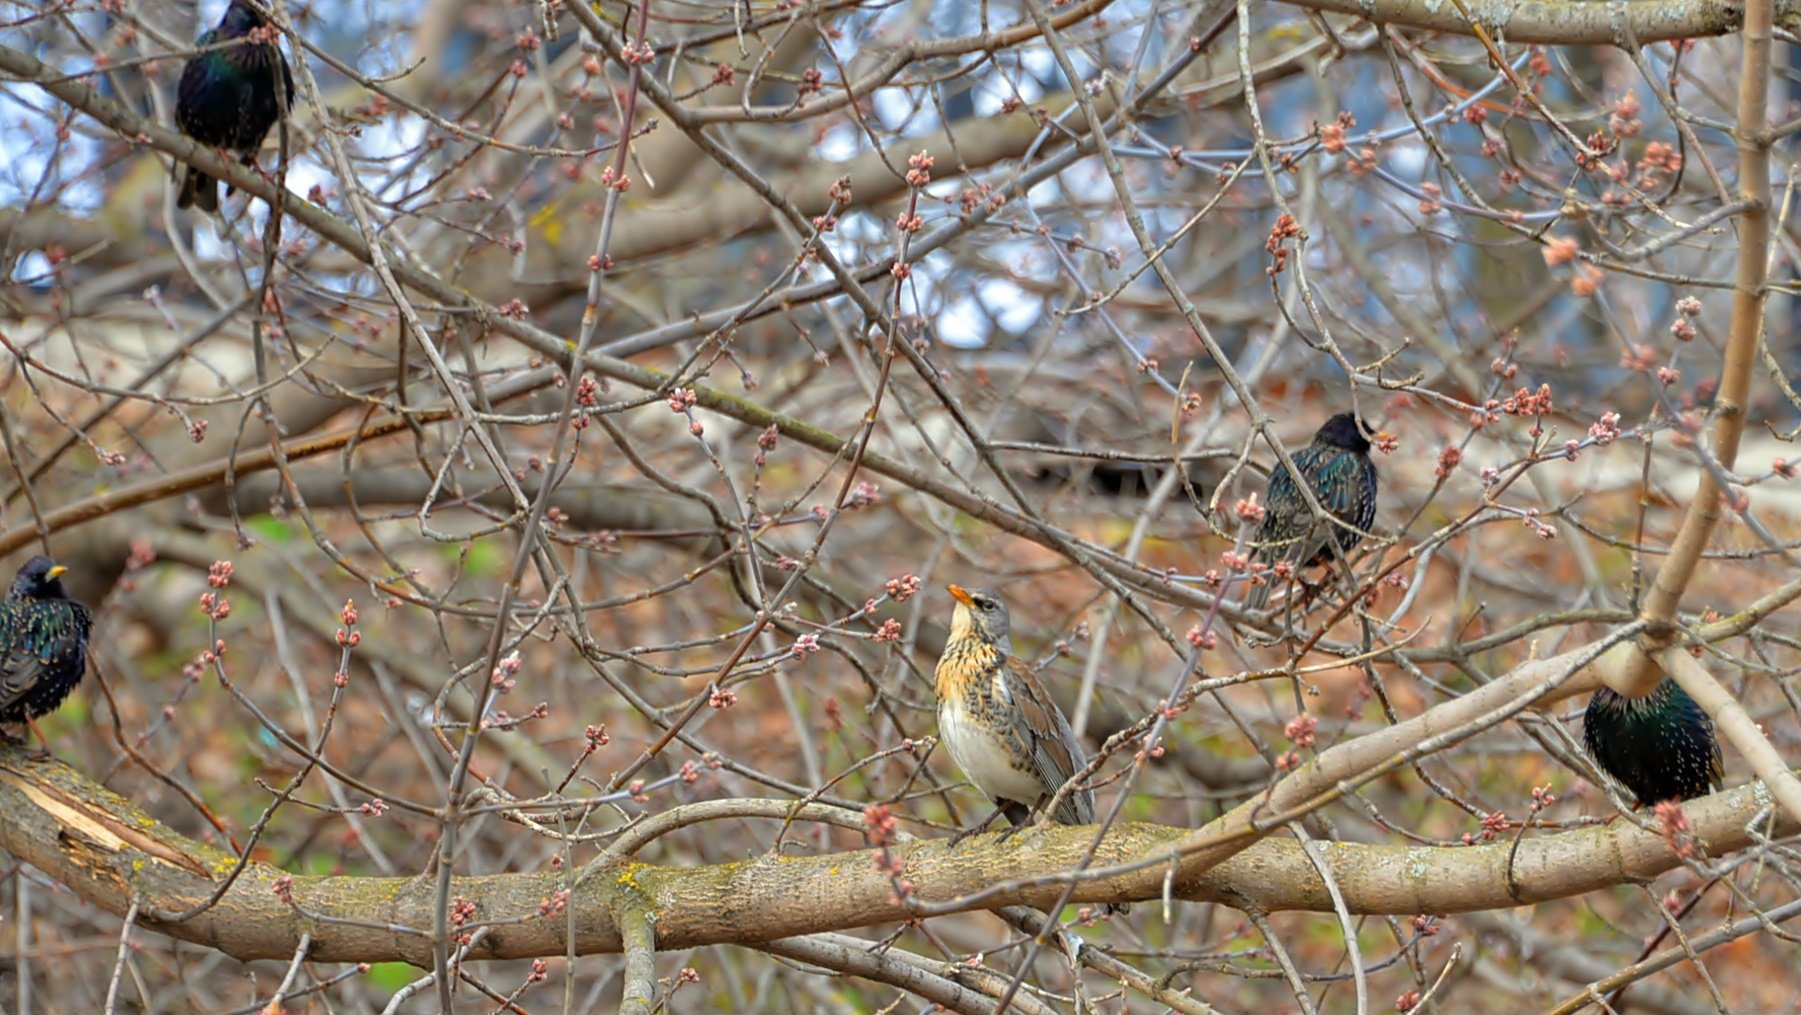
top-left (946, 584), bottom-right (974, 606)
top-left (45, 565), bottom-right (67, 580)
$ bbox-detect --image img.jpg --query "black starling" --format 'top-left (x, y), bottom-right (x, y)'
top-left (0, 556), bottom-right (93, 750)
top-left (1583, 678), bottom-right (1722, 807)
top-left (174, 0), bottom-right (293, 213)
top-left (1245, 412), bottom-right (1380, 610)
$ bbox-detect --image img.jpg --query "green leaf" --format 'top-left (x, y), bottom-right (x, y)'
top-left (247, 516), bottom-right (297, 544)
top-left (365, 962), bottom-right (422, 991)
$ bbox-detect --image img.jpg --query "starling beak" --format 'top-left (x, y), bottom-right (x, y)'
top-left (1583, 678), bottom-right (1723, 808)
top-left (174, 0), bottom-right (294, 213)
top-left (1246, 412), bottom-right (1381, 610)
top-left (0, 555), bottom-right (93, 751)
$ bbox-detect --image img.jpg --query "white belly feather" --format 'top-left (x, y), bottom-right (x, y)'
top-left (939, 703), bottom-right (1044, 804)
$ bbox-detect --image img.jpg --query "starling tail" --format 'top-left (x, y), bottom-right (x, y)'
top-left (1245, 413), bottom-right (1380, 610)
top-left (1583, 678), bottom-right (1722, 808)
top-left (179, 164), bottom-right (222, 214)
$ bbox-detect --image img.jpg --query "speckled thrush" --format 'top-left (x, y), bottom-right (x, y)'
top-left (934, 585), bottom-right (1097, 842)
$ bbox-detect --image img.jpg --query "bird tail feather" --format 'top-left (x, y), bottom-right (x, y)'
top-left (179, 166), bottom-right (219, 213)
top-left (1244, 574), bottom-right (1272, 611)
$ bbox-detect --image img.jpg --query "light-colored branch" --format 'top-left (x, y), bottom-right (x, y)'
top-left (618, 908), bottom-right (656, 1015)
top-left (1000, 906), bottom-right (1230, 1015)
top-left (758, 933), bottom-right (1060, 1015)
top-left (1279, 0), bottom-right (1794, 44)
top-left (1607, 0), bottom-right (1775, 696)
top-left (1164, 637), bottom-right (1620, 876)
top-left (0, 743), bottom-right (1786, 966)
top-left (1661, 646), bottom-right (1801, 822)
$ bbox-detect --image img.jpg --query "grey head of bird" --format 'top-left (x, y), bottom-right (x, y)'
top-left (946, 584), bottom-right (1012, 649)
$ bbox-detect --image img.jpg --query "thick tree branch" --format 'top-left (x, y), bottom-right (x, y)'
top-left (0, 743), bottom-right (1780, 965)
top-left (1276, 0), bottom-right (1784, 45)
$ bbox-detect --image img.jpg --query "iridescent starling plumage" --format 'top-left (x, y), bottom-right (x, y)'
top-left (175, 0), bottom-right (293, 213)
top-left (0, 556), bottom-right (93, 731)
top-left (1583, 678), bottom-right (1722, 807)
top-left (1246, 413), bottom-right (1380, 609)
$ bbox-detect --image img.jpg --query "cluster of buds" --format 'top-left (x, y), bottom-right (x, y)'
top-left (575, 374), bottom-right (601, 415)
top-left (1520, 507), bottom-right (1557, 540)
top-left (538, 890), bottom-right (569, 918)
top-left (1609, 91), bottom-right (1642, 137)
top-left (1589, 411), bottom-right (1622, 446)
top-left (597, 165), bottom-right (631, 193)
top-left (1435, 445), bottom-right (1462, 480)
top-left (1500, 384), bottom-right (1553, 417)
top-left (755, 425), bottom-right (779, 465)
top-left (491, 651), bottom-right (522, 693)
top-left (583, 724), bottom-right (610, 753)
top-left (199, 590), bottom-right (231, 621)
top-left (1462, 809), bottom-right (1510, 845)
top-left (1653, 800), bottom-right (1697, 859)
top-left (1529, 784), bottom-right (1556, 815)
top-left (1265, 213), bottom-right (1301, 276)
top-left (1318, 114), bottom-right (1350, 153)
top-left (904, 150), bottom-right (934, 188)
top-left (336, 599), bottom-right (361, 648)
top-left (1284, 713), bottom-right (1318, 749)
top-left (863, 803), bottom-right (898, 847)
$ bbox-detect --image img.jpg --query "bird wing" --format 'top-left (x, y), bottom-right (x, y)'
top-left (1306, 449), bottom-right (1378, 551)
top-left (1258, 450), bottom-right (1336, 566)
top-left (0, 601), bottom-right (90, 712)
top-left (1580, 696), bottom-right (1631, 800)
top-left (1003, 656), bottom-right (1096, 824)
top-left (1672, 684), bottom-right (1725, 791)
top-left (175, 29), bottom-right (222, 136)
top-left (1256, 461), bottom-right (1311, 563)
